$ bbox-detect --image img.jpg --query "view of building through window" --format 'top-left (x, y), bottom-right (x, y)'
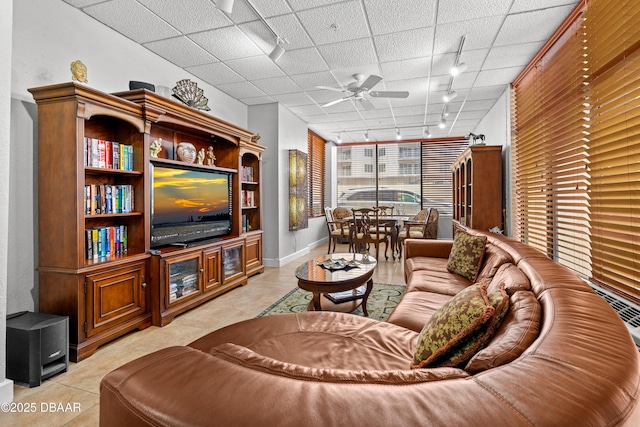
top-left (336, 141), bottom-right (468, 217)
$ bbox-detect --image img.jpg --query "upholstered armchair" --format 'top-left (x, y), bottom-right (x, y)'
top-left (398, 208), bottom-right (439, 257)
top-left (324, 207), bottom-right (350, 253)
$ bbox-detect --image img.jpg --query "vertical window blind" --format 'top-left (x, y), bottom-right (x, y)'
top-left (307, 130), bottom-right (326, 218)
top-left (512, 0), bottom-right (640, 300)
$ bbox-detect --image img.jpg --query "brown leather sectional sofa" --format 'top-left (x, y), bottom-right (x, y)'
top-left (100, 229), bottom-right (640, 426)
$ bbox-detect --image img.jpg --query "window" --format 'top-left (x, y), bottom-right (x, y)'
top-left (364, 164), bottom-right (373, 173)
top-left (378, 164), bottom-right (386, 173)
top-left (512, 0), bottom-right (640, 300)
top-left (341, 165), bottom-right (351, 176)
top-left (307, 130), bottom-right (325, 218)
top-left (399, 163), bottom-right (420, 175)
top-left (378, 148), bottom-right (386, 157)
top-left (420, 140), bottom-right (467, 217)
top-left (364, 148), bottom-right (373, 157)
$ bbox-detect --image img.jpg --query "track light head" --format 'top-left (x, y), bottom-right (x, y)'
top-left (438, 118), bottom-right (446, 129)
top-left (336, 133), bottom-right (341, 143)
top-left (396, 128), bottom-right (401, 140)
top-left (269, 41), bottom-right (285, 62)
top-left (451, 62), bottom-right (467, 76)
top-left (443, 91), bottom-right (458, 103)
top-left (364, 131), bottom-right (369, 141)
top-left (215, 0), bottom-right (234, 13)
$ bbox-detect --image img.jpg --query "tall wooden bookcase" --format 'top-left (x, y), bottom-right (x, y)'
top-left (451, 145), bottom-right (503, 233)
top-left (30, 83), bottom-right (264, 360)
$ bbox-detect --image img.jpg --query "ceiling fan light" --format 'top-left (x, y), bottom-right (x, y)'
top-left (215, 0), bottom-right (234, 13)
top-left (443, 91), bottom-right (457, 103)
top-left (269, 42), bottom-right (285, 62)
top-left (451, 62), bottom-right (467, 76)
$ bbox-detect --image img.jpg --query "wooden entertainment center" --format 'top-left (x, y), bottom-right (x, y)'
top-left (29, 82), bottom-right (264, 361)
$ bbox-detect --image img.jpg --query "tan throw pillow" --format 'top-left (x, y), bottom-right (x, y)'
top-left (447, 230), bottom-right (487, 281)
top-left (412, 281), bottom-right (495, 369)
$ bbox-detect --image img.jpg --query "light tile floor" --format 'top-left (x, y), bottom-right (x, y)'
top-left (1, 243), bottom-right (406, 426)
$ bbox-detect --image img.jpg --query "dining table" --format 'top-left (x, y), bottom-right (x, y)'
top-left (337, 215), bottom-right (411, 260)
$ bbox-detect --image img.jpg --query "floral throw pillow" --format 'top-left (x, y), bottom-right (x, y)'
top-left (447, 230), bottom-right (487, 281)
top-left (412, 281), bottom-right (495, 369)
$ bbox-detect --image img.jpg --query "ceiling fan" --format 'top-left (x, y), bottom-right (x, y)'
top-left (316, 74), bottom-right (409, 110)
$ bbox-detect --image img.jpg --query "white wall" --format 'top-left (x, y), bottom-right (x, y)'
top-left (249, 104), bottom-right (326, 267)
top-left (0, 0), bottom-right (14, 405)
top-left (8, 0), bottom-right (249, 314)
top-left (472, 88), bottom-right (512, 235)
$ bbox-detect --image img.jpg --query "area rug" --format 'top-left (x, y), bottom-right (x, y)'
top-left (257, 283), bottom-right (406, 321)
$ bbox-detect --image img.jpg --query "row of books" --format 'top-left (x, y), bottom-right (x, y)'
top-left (241, 190), bottom-right (256, 208)
top-left (84, 137), bottom-right (135, 171)
top-left (84, 225), bottom-right (128, 260)
top-left (84, 184), bottom-right (134, 215)
top-left (241, 165), bottom-right (255, 182)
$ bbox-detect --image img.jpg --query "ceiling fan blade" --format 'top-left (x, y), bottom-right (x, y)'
top-left (321, 97), bottom-right (349, 107)
top-left (369, 90), bottom-right (409, 99)
top-left (315, 85), bottom-right (345, 92)
top-left (358, 98), bottom-right (376, 110)
top-left (357, 74), bottom-right (383, 91)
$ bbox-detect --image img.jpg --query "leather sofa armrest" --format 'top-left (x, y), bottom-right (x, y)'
top-left (404, 238), bottom-right (453, 260)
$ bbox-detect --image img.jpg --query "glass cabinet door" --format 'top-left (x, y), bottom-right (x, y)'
top-left (165, 254), bottom-right (201, 304)
top-left (222, 243), bottom-right (245, 284)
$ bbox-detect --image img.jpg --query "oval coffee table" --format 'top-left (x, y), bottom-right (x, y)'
top-left (294, 253), bottom-right (377, 316)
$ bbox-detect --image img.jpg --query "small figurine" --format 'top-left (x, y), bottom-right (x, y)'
top-left (206, 146), bottom-right (216, 166)
top-left (197, 148), bottom-right (205, 165)
top-left (250, 133), bottom-right (261, 144)
top-left (70, 60), bottom-right (88, 83)
top-left (489, 226), bottom-right (504, 235)
top-left (150, 138), bottom-right (163, 158)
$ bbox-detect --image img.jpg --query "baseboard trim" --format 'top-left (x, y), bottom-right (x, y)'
top-left (0, 378), bottom-right (14, 404)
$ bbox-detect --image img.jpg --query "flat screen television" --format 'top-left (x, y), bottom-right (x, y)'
top-left (151, 163), bottom-right (232, 247)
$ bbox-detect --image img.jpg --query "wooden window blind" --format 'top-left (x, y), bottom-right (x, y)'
top-left (307, 130), bottom-right (325, 218)
top-left (512, 0), bottom-right (640, 300)
top-left (421, 140), bottom-right (468, 216)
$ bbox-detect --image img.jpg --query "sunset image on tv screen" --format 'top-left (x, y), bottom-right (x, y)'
top-left (152, 166), bottom-right (230, 225)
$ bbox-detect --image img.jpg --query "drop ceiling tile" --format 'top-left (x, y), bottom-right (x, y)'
top-left (457, 109), bottom-right (491, 120)
top-left (251, 76), bottom-right (301, 95)
top-left (299, 114), bottom-right (337, 124)
top-left (225, 55), bottom-right (285, 80)
top-left (380, 57), bottom-right (431, 82)
top-left (388, 93), bottom-right (427, 107)
top-left (240, 95), bottom-right (276, 105)
top-left (144, 37), bottom-right (217, 68)
top-left (360, 108), bottom-right (392, 120)
top-left (393, 105), bottom-right (427, 117)
top-left (277, 48), bottom-right (330, 75)
top-left (438, 0), bottom-right (512, 25)
top-left (510, 0), bottom-right (578, 14)
top-left (288, 104), bottom-right (326, 116)
top-left (395, 115), bottom-right (426, 126)
top-left (287, 0), bottom-right (343, 11)
top-left (64, 0), bottom-right (104, 6)
top-left (364, 0), bottom-right (436, 35)
top-left (483, 42), bottom-right (544, 70)
top-left (297, 1), bottom-right (370, 45)
top-left (495, 5), bottom-right (576, 46)
top-left (266, 14), bottom-right (315, 50)
top-left (430, 53), bottom-right (457, 76)
top-left (307, 89), bottom-right (347, 104)
top-left (318, 38), bottom-right (378, 68)
top-left (322, 101), bottom-right (359, 113)
top-left (385, 78), bottom-right (429, 94)
top-left (327, 111), bottom-right (364, 122)
top-left (185, 62), bottom-right (245, 85)
top-left (248, 0), bottom-right (293, 17)
top-left (374, 28), bottom-right (434, 62)
top-left (451, 72), bottom-right (479, 90)
top-left (433, 16), bottom-right (504, 54)
top-left (189, 27), bottom-right (264, 61)
top-left (84, 0), bottom-right (180, 44)
top-left (475, 67), bottom-right (521, 87)
top-left (468, 85), bottom-right (507, 100)
top-left (272, 92), bottom-right (315, 106)
top-left (289, 71), bottom-right (341, 91)
top-left (222, 0), bottom-right (259, 24)
top-left (464, 99), bottom-right (500, 111)
top-left (137, 0), bottom-right (233, 33)
top-left (238, 21), bottom-right (276, 54)
top-left (334, 120), bottom-right (368, 130)
top-left (215, 81), bottom-right (266, 99)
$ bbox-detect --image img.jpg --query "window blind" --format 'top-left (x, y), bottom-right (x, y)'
top-left (421, 140), bottom-right (468, 216)
top-left (512, 0), bottom-right (640, 299)
top-left (307, 130), bottom-right (326, 218)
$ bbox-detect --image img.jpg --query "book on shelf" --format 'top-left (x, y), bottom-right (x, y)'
top-left (84, 184), bottom-right (134, 215)
top-left (241, 190), bottom-right (255, 208)
top-left (85, 225), bottom-right (128, 260)
top-left (241, 165), bottom-right (255, 182)
top-left (84, 138), bottom-right (134, 171)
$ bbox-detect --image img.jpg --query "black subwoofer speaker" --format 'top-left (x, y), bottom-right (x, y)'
top-left (6, 311), bottom-right (69, 387)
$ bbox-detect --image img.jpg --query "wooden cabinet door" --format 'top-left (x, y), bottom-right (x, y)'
top-left (85, 262), bottom-right (147, 338)
top-left (245, 233), bottom-right (262, 274)
top-left (162, 252), bottom-right (203, 308)
top-left (203, 247), bottom-right (222, 291)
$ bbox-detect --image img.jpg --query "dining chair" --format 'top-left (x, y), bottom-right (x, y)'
top-left (324, 207), bottom-right (349, 254)
top-left (351, 208), bottom-right (390, 260)
top-left (398, 208), bottom-right (439, 257)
